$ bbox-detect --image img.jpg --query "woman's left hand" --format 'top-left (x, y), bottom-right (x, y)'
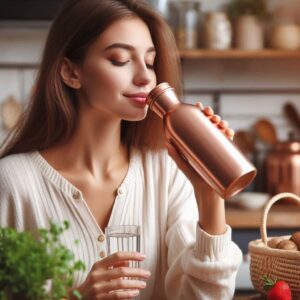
top-left (164, 102), bottom-right (234, 195)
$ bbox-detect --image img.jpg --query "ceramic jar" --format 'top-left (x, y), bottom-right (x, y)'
top-left (205, 12), bottom-right (232, 50)
top-left (236, 15), bottom-right (264, 50)
top-left (271, 24), bottom-right (300, 50)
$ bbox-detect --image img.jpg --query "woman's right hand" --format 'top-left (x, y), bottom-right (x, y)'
top-left (71, 252), bottom-right (150, 299)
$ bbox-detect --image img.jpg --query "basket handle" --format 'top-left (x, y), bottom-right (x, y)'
top-left (261, 192), bottom-right (300, 245)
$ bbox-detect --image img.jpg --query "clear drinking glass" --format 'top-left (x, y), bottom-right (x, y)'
top-left (105, 225), bottom-right (141, 268)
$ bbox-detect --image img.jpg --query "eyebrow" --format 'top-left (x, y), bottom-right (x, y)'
top-left (104, 43), bottom-right (156, 53)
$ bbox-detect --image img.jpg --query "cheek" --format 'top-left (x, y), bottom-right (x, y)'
top-left (151, 73), bottom-right (157, 88)
top-left (81, 61), bottom-right (127, 96)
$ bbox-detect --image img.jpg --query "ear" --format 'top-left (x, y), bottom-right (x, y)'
top-left (60, 57), bottom-right (82, 89)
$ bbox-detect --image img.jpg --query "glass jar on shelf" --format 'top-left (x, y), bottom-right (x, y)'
top-left (170, 1), bottom-right (201, 50)
top-left (147, 0), bottom-right (169, 19)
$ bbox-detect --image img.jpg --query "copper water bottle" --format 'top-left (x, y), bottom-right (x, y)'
top-left (146, 82), bottom-right (257, 199)
top-left (266, 141), bottom-right (300, 197)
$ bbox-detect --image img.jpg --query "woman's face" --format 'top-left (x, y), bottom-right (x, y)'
top-left (77, 16), bottom-right (157, 121)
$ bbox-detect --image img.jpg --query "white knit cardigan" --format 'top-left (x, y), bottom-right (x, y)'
top-left (0, 148), bottom-right (242, 299)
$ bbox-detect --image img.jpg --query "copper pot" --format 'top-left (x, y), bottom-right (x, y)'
top-left (266, 141), bottom-right (300, 197)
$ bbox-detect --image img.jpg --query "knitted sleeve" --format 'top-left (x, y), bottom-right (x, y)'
top-left (165, 154), bottom-right (242, 300)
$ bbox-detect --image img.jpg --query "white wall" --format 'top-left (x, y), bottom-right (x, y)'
top-left (0, 1), bottom-right (300, 172)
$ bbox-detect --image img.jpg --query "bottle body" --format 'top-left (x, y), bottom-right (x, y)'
top-left (147, 83), bottom-right (257, 199)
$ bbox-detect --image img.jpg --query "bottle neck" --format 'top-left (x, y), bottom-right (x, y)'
top-left (146, 83), bottom-right (180, 118)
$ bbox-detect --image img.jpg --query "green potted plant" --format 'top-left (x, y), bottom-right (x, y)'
top-left (225, 0), bottom-right (271, 50)
top-left (0, 221), bottom-right (85, 300)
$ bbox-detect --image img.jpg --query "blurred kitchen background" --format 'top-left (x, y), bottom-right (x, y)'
top-left (0, 0), bottom-right (300, 295)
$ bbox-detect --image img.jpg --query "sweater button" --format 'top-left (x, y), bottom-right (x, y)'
top-left (117, 186), bottom-right (126, 195)
top-left (72, 191), bottom-right (81, 200)
top-left (98, 235), bottom-right (105, 242)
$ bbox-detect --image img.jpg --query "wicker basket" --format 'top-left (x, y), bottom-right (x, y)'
top-left (248, 192), bottom-right (300, 298)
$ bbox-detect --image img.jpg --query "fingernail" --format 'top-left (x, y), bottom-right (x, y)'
top-left (205, 107), bottom-right (214, 115)
top-left (144, 271), bottom-right (151, 277)
top-left (197, 102), bottom-right (204, 110)
top-left (140, 281), bottom-right (147, 288)
top-left (138, 253), bottom-right (146, 259)
top-left (220, 120), bottom-right (228, 128)
top-left (226, 128), bottom-right (233, 135)
top-left (211, 115), bottom-right (220, 123)
top-left (226, 129), bottom-right (234, 139)
top-left (131, 290), bottom-right (140, 296)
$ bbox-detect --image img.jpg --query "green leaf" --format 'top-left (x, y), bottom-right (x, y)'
top-left (225, 0), bottom-right (271, 21)
top-left (0, 220), bottom-right (85, 300)
top-left (262, 275), bottom-right (278, 291)
top-left (72, 289), bottom-right (83, 299)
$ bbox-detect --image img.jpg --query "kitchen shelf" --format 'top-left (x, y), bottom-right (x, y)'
top-left (180, 49), bottom-right (300, 59)
top-left (226, 204), bottom-right (300, 229)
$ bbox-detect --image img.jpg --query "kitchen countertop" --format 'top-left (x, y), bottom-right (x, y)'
top-left (233, 296), bottom-right (262, 300)
top-left (233, 291), bottom-right (263, 300)
top-left (226, 204), bottom-right (300, 229)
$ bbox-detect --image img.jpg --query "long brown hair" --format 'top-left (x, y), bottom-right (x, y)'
top-left (1, 0), bottom-right (182, 157)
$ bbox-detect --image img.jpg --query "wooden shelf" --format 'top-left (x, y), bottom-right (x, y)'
top-left (226, 204), bottom-right (300, 229)
top-left (180, 49), bottom-right (300, 59)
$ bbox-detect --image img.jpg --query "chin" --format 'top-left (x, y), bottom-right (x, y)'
top-left (123, 108), bottom-right (148, 121)
top-left (126, 114), bottom-right (147, 122)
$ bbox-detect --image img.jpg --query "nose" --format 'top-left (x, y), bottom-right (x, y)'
top-left (133, 62), bottom-right (153, 87)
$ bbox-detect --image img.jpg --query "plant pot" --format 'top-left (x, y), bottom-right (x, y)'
top-left (3, 290), bottom-right (28, 300)
top-left (3, 279), bottom-right (52, 300)
top-left (235, 15), bottom-right (264, 50)
top-left (271, 24), bottom-right (300, 50)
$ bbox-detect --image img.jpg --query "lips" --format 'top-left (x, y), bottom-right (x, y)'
top-left (124, 93), bottom-right (148, 104)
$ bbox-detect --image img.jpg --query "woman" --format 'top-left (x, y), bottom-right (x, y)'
top-left (0, 0), bottom-right (242, 299)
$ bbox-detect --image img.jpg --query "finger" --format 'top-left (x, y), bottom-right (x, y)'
top-left (225, 128), bottom-right (235, 140)
top-left (195, 102), bottom-right (205, 111)
top-left (202, 106), bottom-right (214, 116)
top-left (210, 114), bottom-right (221, 124)
top-left (99, 267), bottom-right (151, 282)
top-left (112, 261), bottom-right (130, 268)
top-left (100, 289), bottom-right (140, 299)
top-left (218, 120), bottom-right (228, 129)
top-left (95, 252), bottom-right (146, 270)
top-left (101, 278), bottom-right (147, 293)
top-left (110, 289), bottom-right (140, 299)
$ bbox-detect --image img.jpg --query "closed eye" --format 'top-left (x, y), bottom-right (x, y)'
top-left (110, 59), bottom-right (129, 66)
top-left (111, 59), bottom-right (154, 69)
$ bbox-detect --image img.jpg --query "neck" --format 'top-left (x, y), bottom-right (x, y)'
top-left (42, 106), bottom-right (128, 179)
